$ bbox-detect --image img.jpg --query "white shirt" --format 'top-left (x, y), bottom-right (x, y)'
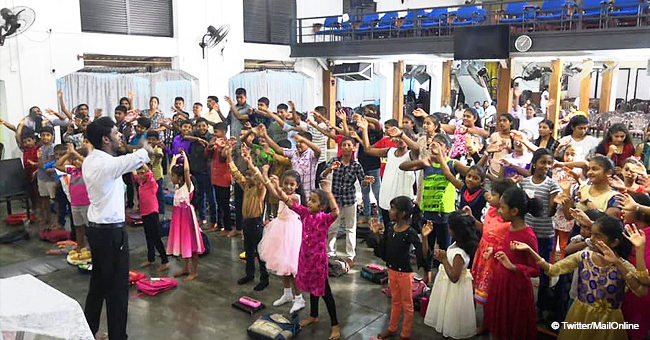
top-left (204, 108), bottom-right (222, 133)
top-left (540, 91), bottom-right (549, 114)
top-left (83, 148), bottom-right (150, 224)
top-left (485, 105), bottom-right (496, 118)
top-left (308, 122), bottom-right (328, 163)
top-left (518, 116), bottom-right (544, 140)
top-left (440, 105), bottom-right (452, 115)
top-left (558, 135), bottom-right (601, 160)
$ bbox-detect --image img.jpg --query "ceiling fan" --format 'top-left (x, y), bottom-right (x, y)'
top-left (0, 6), bottom-right (36, 46)
top-left (199, 24), bottom-right (230, 59)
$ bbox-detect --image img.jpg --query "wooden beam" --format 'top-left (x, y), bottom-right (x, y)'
top-left (599, 61), bottom-right (617, 113)
top-left (496, 58), bottom-right (514, 114)
top-left (579, 59), bottom-right (592, 113)
top-left (393, 61), bottom-right (405, 124)
top-left (441, 61), bottom-right (452, 106)
top-left (548, 59), bottom-right (563, 138)
top-left (323, 69), bottom-right (336, 148)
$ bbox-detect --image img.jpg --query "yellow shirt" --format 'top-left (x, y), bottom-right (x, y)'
top-left (152, 146), bottom-right (164, 180)
top-left (229, 162), bottom-right (266, 219)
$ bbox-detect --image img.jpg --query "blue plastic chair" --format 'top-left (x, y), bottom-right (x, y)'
top-left (609, 0), bottom-right (648, 17)
top-left (399, 9), bottom-right (427, 30)
top-left (500, 2), bottom-right (536, 23)
top-left (537, 0), bottom-right (574, 20)
top-left (333, 15), bottom-right (358, 36)
top-left (450, 6), bottom-right (487, 26)
top-left (374, 11), bottom-right (399, 32)
top-left (316, 17), bottom-right (340, 35)
top-left (354, 13), bottom-right (381, 33)
top-left (421, 8), bottom-right (449, 28)
top-left (574, 0), bottom-right (609, 19)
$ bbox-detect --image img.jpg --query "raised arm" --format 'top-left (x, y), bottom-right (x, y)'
top-left (359, 118), bottom-right (388, 158)
top-left (294, 134), bottom-right (321, 160)
top-left (307, 118), bottom-right (336, 140)
top-left (257, 125), bottom-right (284, 155)
top-left (58, 90), bottom-right (73, 120)
top-left (320, 180), bottom-right (339, 220)
top-left (179, 150), bottom-right (192, 192)
top-left (225, 96), bottom-right (249, 122)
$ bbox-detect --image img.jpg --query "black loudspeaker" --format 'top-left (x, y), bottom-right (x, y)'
top-left (0, 158), bottom-right (27, 197)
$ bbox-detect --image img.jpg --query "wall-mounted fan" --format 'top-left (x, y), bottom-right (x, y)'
top-left (199, 24), bottom-right (229, 59)
top-left (466, 62), bottom-right (487, 88)
top-left (0, 7), bottom-right (36, 46)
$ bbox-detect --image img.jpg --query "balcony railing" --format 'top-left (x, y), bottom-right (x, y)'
top-left (292, 0), bottom-right (649, 45)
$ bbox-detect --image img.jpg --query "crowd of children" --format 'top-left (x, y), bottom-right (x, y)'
top-left (3, 90), bottom-right (650, 340)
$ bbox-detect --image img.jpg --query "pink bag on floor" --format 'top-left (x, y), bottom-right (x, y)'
top-left (135, 277), bottom-right (177, 296)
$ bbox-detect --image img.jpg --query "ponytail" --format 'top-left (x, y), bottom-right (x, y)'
top-left (389, 196), bottom-right (422, 231)
top-left (502, 187), bottom-right (543, 218)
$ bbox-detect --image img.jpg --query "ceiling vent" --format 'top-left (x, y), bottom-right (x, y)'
top-left (332, 63), bottom-right (373, 81)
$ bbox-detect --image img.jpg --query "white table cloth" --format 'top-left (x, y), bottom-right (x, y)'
top-left (0, 274), bottom-right (94, 340)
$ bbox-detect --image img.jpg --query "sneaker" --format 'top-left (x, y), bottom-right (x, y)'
top-left (237, 276), bottom-right (254, 285)
top-left (273, 294), bottom-right (293, 307)
top-left (253, 281), bottom-right (269, 291)
top-left (289, 295), bottom-right (306, 314)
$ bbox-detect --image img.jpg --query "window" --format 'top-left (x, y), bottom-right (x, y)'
top-left (80, 0), bottom-right (173, 37)
top-left (244, 0), bottom-right (295, 44)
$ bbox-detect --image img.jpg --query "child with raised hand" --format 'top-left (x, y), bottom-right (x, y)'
top-left (619, 193), bottom-right (650, 340)
top-left (482, 187), bottom-right (541, 340)
top-left (570, 156), bottom-right (622, 217)
top-left (55, 143), bottom-right (90, 250)
top-left (253, 165), bottom-right (306, 313)
top-left (367, 197), bottom-right (430, 340)
top-left (511, 215), bottom-right (647, 340)
top-left (619, 158), bottom-right (648, 194)
top-left (133, 164), bottom-right (169, 271)
top-left (425, 211), bottom-right (479, 339)
top-left (166, 150), bottom-right (205, 281)
top-left (275, 177), bottom-right (341, 340)
top-left (470, 179), bottom-right (517, 305)
top-left (227, 143), bottom-right (269, 291)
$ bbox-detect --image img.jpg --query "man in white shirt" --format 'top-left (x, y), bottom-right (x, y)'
top-left (82, 117), bottom-right (152, 340)
top-left (540, 87), bottom-right (549, 115)
top-left (518, 104), bottom-right (544, 140)
top-left (204, 95), bottom-right (227, 134)
top-left (439, 99), bottom-right (452, 115)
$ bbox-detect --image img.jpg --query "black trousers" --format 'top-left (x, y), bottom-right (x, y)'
top-left (234, 183), bottom-right (244, 231)
top-left (122, 174), bottom-right (134, 209)
top-left (310, 279), bottom-right (339, 326)
top-left (315, 161), bottom-right (327, 188)
top-left (84, 226), bottom-right (129, 340)
top-left (55, 183), bottom-right (73, 233)
top-left (214, 185), bottom-right (232, 230)
top-left (243, 217), bottom-right (268, 281)
top-left (142, 213), bottom-right (168, 264)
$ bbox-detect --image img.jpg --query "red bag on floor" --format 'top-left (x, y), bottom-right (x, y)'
top-left (38, 229), bottom-right (70, 243)
top-left (135, 278), bottom-right (177, 296)
top-left (128, 270), bottom-right (146, 284)
top-left (4, 213), bottom-right (34, 225)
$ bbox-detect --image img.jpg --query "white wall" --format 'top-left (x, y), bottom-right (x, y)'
top-left (297, 0), bottom-right (343, 18)
top-left (0, 0), bottom-right (308, 159)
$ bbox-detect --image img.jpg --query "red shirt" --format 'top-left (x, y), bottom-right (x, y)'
top-left (22, 145), bottom-right (39, 179)
top-left (373, 137), bottom-right (396, 177)
top-left (208, 144), bottom-right (232, 187)
top-left (135, 170), bottom-right (159, 216)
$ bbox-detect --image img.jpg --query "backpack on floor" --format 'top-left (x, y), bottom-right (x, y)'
top-left (247, 313), bottom-right (301, 340)
top-left (0, 229), bottom-right (30, 244)
top-left (328, 256), bottom-right (349, 277)
top-left (38, 228), bottom-right (70, 243)
top-left (198, 231), bottom-right (210, 257)
top-left (361, 264), bottom-right (388, 284)
top-left (135, 277), bottom-right (177, 296)
top-left (4, 213), bottom-right (34, 225)
top-left (159, 219), bottom-right (170, 237)
top-left (232, 296), bottom-right (265, 315)
top-left (382, 277), bottom-right (430, 310)
top-left (129, 270), bottom-right (146, 284)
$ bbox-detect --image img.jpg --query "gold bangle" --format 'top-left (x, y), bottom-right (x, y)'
top-left (637, 269), bottom-right (649, 278)
top-left (624, 271), bottom-right (636, 281)
top-left (263, 180), bottom-right (271, 185)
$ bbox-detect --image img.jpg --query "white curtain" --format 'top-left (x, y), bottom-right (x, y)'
top-left (229, 70), bottom-right (313, 112)
top-left (56, 70), bottom-right (199, 120)
top-left (336, 78), bottom-right (381, 109)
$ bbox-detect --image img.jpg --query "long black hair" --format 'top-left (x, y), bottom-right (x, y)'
top-left (389, 196), bottom-right (422, 232)
top-left (594, 215), bottom-right (632, 259)
top-left (600, 123), bottom-right (632, 147)
top-left (464, 108), bottom-right (482, 128)
top-left (448, 211), bottom-right (479, 255)
top-left (534, 119), bottom-right (556, 147)
top-left (281, 169), bottom-right (307, 206)
top-left (501, 187), bottom-right (543, 218)
top-left (562, 115), bottom-right (589, 137)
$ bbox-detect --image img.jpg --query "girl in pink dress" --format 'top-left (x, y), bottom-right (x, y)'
top-left (273, 176), bottom-right (341, 340)
top-left (166, 151), bottom-right (205, 281)
top-left (256, 167), bottom-right (306, 314)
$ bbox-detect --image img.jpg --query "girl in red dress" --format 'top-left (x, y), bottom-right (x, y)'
top-left (482, 187), bottom-right (541, 340)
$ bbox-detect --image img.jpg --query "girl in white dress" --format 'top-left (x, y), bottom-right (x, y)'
top-left (425, 211), bottom-right (478, 339)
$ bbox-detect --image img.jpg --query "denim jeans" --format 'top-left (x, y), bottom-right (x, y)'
top-left (193, 172), bottom-right (216, 223)
top-left (537, 236), bottom-right (554, 312)
top-left (361, 168), bottom-right (381, 218)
